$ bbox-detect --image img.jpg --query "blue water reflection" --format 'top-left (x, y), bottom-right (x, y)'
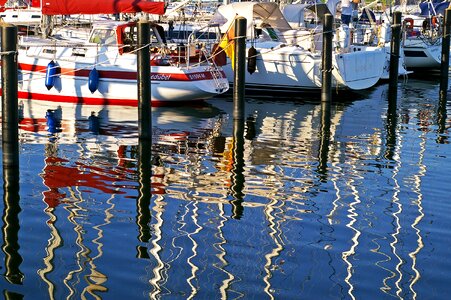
top-left (0, 78), bottom-right (450, 298)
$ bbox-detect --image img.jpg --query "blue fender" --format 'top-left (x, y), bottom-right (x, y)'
top-left (88, 68), bottom-right (99, 93)
top-left (45, 60), bottom-right (57, 90)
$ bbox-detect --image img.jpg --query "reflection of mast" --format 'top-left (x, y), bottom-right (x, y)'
top-left (263, 197), bottom-right (284, 300)
top-left (214, 203), bottom-right (237, 299)
top-left (386, 151), bottom-right (403, 298)
top-left (186, 203), bottom-right (202, 300)
top-left (381, 97), bottom-right (404, 297)
top-left (149, 195), bottom-right (166, 299)
top-left (341, 160), bottom-right (362, 300)
top-left (37, 206), bottom-right (61, 299)
top-left (407, 131), bottom-right (426, 298)
top-left (37, 142), bottom-right (62, 298)
top-left (62, 188), bottom-right (90, 298)
top-left (81, 192), bottom-right (115, 299)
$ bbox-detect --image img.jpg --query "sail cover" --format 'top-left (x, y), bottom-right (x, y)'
top-left (41, 0), bottom-right (165, 16)
top-left (31, 0), bottom-right (41, 8)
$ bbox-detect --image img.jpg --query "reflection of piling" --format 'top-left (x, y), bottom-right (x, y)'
top-left (389, 11), bottom-right (402, 98)
top-left (438, 86), bottom-right (448, 144)
top-left (440, 8), bottom-right (451, 101)
top-left (233, 17), bottom-right (247, 120)
top-left (317, 101), bottom-right (331, 181)
top-left (230, 119), bottom-right (245, 219)
top-left (137, 139), bottom-right (151, 255)
top-left (137, 21), bottom-right (151, 140)
top-left (2, 166), bottom-right (23, 285)
top-left (384, 96), bottom-right (397, 160)
top-left (1, 24), bottom-right (19, 170)
top-left (321, 14), bottom-right (333, 104)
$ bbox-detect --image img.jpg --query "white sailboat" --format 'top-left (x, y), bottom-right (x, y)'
top-left (391, 0), bottom-right (450, 69)
top-left (1, 0), bottom-right (229, 105)
top-left (211, 1), bottom-right (386, 93)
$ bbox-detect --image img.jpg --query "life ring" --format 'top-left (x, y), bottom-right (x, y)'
top-left (404, 18), bottom-right (414, 31)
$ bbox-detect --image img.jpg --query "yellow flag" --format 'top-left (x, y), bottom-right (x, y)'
top-left (219, 21), bottom-right (236, 69)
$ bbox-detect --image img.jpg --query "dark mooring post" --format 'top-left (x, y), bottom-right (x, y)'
top-left (1, 24), bottom-right (19, 172)
top-left (440, 8), bottom-right (451, 101)
top-left (322, 13), bottom-right (333, 104)
top-left (389, 11), bottom-right (402, 97)
top-left (1, 24), bottom-right (22, 285)
top-left (137, 20), bottom-right (151, 140)
top-left (233, 17), bottom-right (247, 120)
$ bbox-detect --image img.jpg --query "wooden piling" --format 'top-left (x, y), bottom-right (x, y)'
top-left (1, 24), bottom-right (19, 171)
top-left (137, 21), bottom-right (151, 140)
top-left (389, 11), bottom-right (402, 97)
top-left (321, 13), bottom-right (333, 104)
top-left (440, 8), bottom-right (451, 100)
top-left (233, 17), bottom-right (247, 120)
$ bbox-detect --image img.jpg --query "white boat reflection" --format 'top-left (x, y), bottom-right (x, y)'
top-left (18, 99), bottom-right (226, 145)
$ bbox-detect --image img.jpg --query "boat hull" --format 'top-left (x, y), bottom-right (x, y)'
top-left (223, 44), bottom-right (385, 92)
top-left (12, 58), bottom-right (228, 106)
top-left (5, 31), bottom-right (229, 106)
top-left (403, 40), bottom-right (442, 69)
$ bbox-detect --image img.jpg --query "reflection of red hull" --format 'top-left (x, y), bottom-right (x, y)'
top-left (19, 117), bottom-right (47, 132)
top-left (42, 155), bottom-right (135, 208)
top-left (151, 168), bottom-right (166, 195)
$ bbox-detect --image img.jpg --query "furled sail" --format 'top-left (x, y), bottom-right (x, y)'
top-left (41, 0), bottom-right (165, 16)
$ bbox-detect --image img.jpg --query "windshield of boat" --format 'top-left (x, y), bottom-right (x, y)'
top-left (89, 28), bottom-right (117, 45)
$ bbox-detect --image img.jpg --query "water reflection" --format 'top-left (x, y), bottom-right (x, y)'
top-left (2, 110), bottom-right (23, 288)
top-left (137, 138), bottom-right (151, 257)
top-left (230, 119), bottom-right (245, 218)
top-left (437, 94), bottom-right (448, 144)
top-left (1, 79), bottom-right (450, 298)
top-left (2, 167), bottom-right (23, 285)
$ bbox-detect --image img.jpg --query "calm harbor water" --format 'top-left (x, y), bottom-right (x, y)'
top-left (0, 76), bottom-right (450, 299)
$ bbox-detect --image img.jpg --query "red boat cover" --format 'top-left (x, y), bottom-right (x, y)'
top-left (41, 0), bottom-right (165, 16)
top-left (31, 0), bottom-right (41, 8)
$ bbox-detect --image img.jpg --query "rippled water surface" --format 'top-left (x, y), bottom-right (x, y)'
top-left (1, 78), bottom-right (450, 299)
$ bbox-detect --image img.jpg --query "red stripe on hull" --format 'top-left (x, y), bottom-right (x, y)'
top-left (9, 90), bottom-right (206, 107)
top-left (17, 90), bottom-right (139, 106)
top-left (18, 63), bottom-right (226, 81)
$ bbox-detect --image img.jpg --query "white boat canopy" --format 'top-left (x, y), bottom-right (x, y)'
top-left (210, 2), bottom-right (292, 36)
